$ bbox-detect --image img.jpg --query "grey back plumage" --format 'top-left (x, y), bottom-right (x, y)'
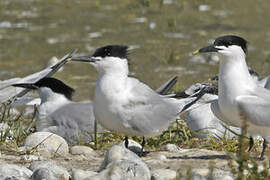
top-left (38, 102), bottom-right (102, 144)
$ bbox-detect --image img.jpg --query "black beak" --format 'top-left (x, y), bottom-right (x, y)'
top-left (12, 83), bottom-right (38, 90)
top-left (193, 45), bottom-right (221, 54)
top-left (71, 55), bottom-right (97, 63)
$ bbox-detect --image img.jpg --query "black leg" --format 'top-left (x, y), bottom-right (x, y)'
top-left (259, 138), bottom-right (267, 160)
top-left (125, 136), bottom-right (129, 148)
top-left (141, 136), bottom-right (146, 152)
top-left (248, 136), bottom-right (254, 152)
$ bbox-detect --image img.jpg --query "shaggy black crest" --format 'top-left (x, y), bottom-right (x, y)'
top-left (214, 35), bottom-right (248, 54)
top-left (34, 77), bottom-right (74, 100)
top-left (92, 45), bottom-right (129, 59)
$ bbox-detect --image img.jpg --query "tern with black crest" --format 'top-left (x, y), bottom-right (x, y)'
top-left (13, 77), bottom-right (102, 143)
top-left (194, 35), bottom-right (270, 159)
top-left (72, 45), bottom-right (204, 153)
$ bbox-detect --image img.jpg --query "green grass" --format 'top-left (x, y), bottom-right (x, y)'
top-left (1, 100), bottom-right (270, 179)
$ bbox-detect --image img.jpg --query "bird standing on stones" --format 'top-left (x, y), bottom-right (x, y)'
top-left (194, 35), bottom-right (270, 159)
top-left (71, 45), bottom-right (204, 154)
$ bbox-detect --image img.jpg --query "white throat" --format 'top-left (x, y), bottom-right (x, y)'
top-left (217, 48), bottom-right (256, 124)
top-left (38, 87), bottom-right (70, 104)
top-left (218, 49), bottom-right (254, 96)
top-left (36, 87), bottom-right (70, 121)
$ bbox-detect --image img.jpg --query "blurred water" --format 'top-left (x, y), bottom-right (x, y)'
top-left (0, 0), bottom-right (269, 100)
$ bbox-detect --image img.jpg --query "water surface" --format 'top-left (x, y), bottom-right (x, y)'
top-left (0, 0), bottom-right (269, 100)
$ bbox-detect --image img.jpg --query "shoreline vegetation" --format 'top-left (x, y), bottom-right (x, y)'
top-left (0, 101), bottom-right (269, 179)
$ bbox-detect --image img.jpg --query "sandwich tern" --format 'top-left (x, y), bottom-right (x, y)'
top-left (176, 82), bottom-right (241, 139)
top-left (13, 77), bottom-right (102, 143)
top-left (71, 45), bottom-right (205, 153)
top-left (181, 67), bottom-right (261, 139)
top-left (194, 35), bottom-right (270, 159)
top-left (12, 75), bottom-right (179, 144)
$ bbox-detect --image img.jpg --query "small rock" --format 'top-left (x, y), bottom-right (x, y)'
top-left (152, 169), bottom-right (177, 180)
top-left (0, 123), bottom-right (13, 141)
top-left (24, 132), bottom-right (69, 155)
top-left (100, 144), bottom-right (141, 170)
top-left (210, 169), bottom-right (234, 180)
top-left (70, 145), bottom-right (96, 157)
top-left (30, 168), bottom-right (53, 180)
top-left (0, 163), bottom-right (32, 179)
top-left (156, 154), bottom-right (167, 161)
top-left (192, 168), bottom-right (209, 179)
top-left (29, 161), bottom-right (70, 180)
top-left (163, 144), bottom-right (182, 152)
top-left (95, 159), bottom-right (151, 180)
top-left (21, 155), bottom-right (44, 161)
top-left (198, 5), bottom-right (211, 12)
top-left (71, 169), bottom-right (98, 180)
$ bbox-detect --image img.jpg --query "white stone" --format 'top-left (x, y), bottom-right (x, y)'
top-left (198, 5), bottom-right (211, 12)
top-left (70, 145), bottom-right (96, 157)
top-left (21, 155), bottom-right (44, 161)
top-left (0, 163), bottom-right (32, 179)
top-left (29, 161), bottom-right (70, 180)
top-left (162, 144), bottom-right (182, 152)
top-left (100, 144), bottom-right (141, 170)
top-left (95, 159), bottom-right (151, 180)
top-left (24, 132), bottom-right (69, 155)
top-left (71, 169), bottom-right (98, 180)
top-left (152, 169), bottom-right (177, 180)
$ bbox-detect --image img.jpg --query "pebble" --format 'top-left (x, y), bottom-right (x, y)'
top-left (71, 169), bottom-right (98, 180)
top-left (29, 161), bottom-right (70, 180)
top-left (96, 144), bottom-right (151, 179)
top-left (21, 155), bottom-right (44, 161)
top-left (162, 144), bottom-right (182, 152)
top-left (0, 163), bottom-right (32, 180)
top-left (70, 145), bottom-right (96, 157)
top-left (198, 5), bottom-right (211, 12)
top-left (100, 144), bottom-right (141, 170)
top-left (24, 132), bottom-right (69, 155)
top-left (151, 169), bottom-right (177, 180)
top-left (96, 159), bottom-right (151, 180)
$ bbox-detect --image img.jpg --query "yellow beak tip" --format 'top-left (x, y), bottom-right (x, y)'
top-left (193, 49), bottom-right (199, 55)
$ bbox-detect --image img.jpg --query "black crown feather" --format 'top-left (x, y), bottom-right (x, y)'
top-left (92, 45), bottom-right (129, 59)
top-left (214, 35), bottom-right (248, 54)
top-left (34, 77), bottom-right (74, 100)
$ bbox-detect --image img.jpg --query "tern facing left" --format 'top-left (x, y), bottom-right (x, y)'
top-left (195, 35), bottom-right (270, 159)
top-left (72, 45), bottom-right (201, 151)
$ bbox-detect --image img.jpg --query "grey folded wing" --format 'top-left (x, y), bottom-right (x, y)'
top-left (119, 78), bottom-right (181, 136)
top-left (39, 102), bottom-right (102, 143)
top-left (210, 99), bottom-right (234, 126)
top-left (235, 95), bottom-right (270, 126)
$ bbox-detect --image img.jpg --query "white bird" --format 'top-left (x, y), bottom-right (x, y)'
top-left (0, 50), bottom-right (75, 104)
top-left (12, 75), bottom-right (180, 144)
top-left (176, 82), bottom-right (241, 139)
top-left (181, 67), bottom-right (262, 140)
top-left (13, 77), bottom-right (101, 143)
top-left (194, 35), bottom-right (270, 159)
top-left (71, 45), bottom-right (204, 153)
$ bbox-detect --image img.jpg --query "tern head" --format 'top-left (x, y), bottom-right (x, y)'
top-left (72, 45), bottom-right (129, 73)
top-left (13, 77), bottom-right (74, 101)
top-left (194, 35), bottom-right (248, 59)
